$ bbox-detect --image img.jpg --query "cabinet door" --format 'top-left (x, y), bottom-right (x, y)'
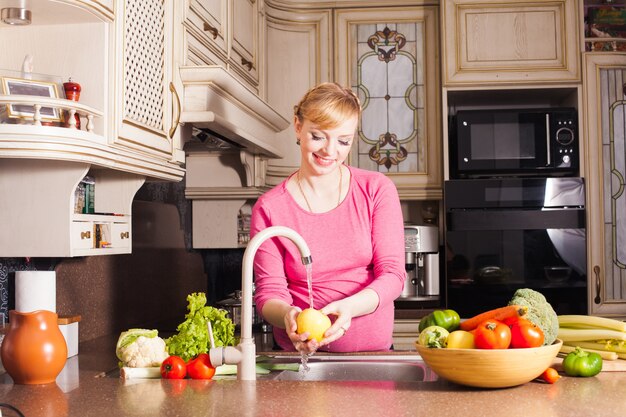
top-left (442, 0), bottom-right (580, 85)
top-left (335, 7), bottom-right (442, 199)
top-left (114, 0), bottom-right (183, 163)
top-left (583, 53), bottom-right (626, 316)
top-left (230, 0), bottom-right (259, 89)
top-left (185, 0), bottom-right (228, 65)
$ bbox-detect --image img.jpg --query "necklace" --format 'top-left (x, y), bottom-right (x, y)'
top-left (297, 165), bottom-right (343, 212)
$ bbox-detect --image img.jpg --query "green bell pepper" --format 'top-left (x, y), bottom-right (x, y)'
top-left (418, 309), bottom-right (461, 333)
top-left (562, 347), bottom-right (603, 377)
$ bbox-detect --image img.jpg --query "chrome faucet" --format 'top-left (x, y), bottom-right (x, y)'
top-left (209, 226), bottom-right (312, 380)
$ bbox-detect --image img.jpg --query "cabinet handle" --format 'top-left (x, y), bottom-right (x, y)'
top-left (241, 57), bottom-right (253, 71)
top-left (594, 265), bottom-right (602, 304)
top-left (203, 22), bottom-right (218, 39)
top-left (169, 82), bottom-right (181, 139)
top-left (120, 231), bottom-right (129, 239)
top-left (80, 231), bottom-right (91, 240)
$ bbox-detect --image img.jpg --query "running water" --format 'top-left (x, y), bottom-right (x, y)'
top-left (305, 263), bottom-right (314, 309)
top-left (301, 263), bottom-right (315, 373)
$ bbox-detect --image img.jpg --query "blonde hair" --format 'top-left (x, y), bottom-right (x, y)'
top-left (294, 82), bottom-right (361, 129)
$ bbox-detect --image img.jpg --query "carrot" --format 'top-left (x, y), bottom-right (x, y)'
top-left (537, 367), bottom-right (561, 384)
top-left (459, 305), bottom-right (528, 331)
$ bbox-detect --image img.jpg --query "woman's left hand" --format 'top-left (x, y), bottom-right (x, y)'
top-left (319, 300), bottom-right (353, 346)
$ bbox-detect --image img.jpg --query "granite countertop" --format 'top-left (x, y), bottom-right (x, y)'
top-left (2, 334), bottom-right (626, 417)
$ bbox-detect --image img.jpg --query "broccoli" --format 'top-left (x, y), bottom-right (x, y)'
top-left (509, 288), bottom-right (559, 345)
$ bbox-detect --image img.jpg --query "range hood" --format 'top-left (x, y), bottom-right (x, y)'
top-left (179, 66), bottom-right (288, 159)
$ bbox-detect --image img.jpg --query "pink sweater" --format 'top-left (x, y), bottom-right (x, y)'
top-left (251, 166), bottom-right (405, 352)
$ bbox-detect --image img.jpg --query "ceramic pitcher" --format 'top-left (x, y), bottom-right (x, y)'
top-left (0, 310), bottom-right (67, 384)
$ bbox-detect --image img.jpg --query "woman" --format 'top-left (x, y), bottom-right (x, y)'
top-left (251, 82), bottom-right (405, 353)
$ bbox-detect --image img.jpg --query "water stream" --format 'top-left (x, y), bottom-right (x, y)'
top-left (301, 263), bottom-right (315, 372)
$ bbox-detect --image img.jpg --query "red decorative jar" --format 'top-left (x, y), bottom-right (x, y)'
top-left (0, 310), bottom-right (68, 384)
top-left (63, 79), bottom-right (82, 129)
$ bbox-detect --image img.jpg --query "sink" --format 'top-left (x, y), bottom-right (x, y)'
top-left (261, 355), bottom-right (438, 382)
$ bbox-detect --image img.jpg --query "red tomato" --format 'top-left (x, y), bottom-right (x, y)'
top-left (473, 319), bottom-right (511, 349)
top-left (161, 355), bottom-right (187, 379)
top-left (507, 317), bottom-right (544, 348)
top-left (186, 353), bottom-right (216, 380)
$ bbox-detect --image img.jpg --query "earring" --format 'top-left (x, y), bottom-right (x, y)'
top-left (296, 138), bottom-right (300, 145)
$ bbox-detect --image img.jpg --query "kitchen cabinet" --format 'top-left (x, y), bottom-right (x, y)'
top-left (0, 0), bottom-right (184, 256)
top-left (441, 0), bottom-right (580, 86)
top-left (582, 53), bottom-right (626, 316)
top-left (113, 0), bottom-right (185, 165)
top-left (263, 3), bottom-right (333, 186)
top-left (335, 6), bottom-right (442, 199)
top-left (183, 0), bottom-right (263, 94)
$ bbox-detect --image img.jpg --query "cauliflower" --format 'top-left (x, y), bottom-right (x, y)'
top-left (508, 288), bottom-right (559, 346)
top-left (116, 329), bottom-right (169, 368)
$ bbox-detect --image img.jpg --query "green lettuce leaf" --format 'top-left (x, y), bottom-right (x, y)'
top-left (165, 292), bottom-right (236, 361)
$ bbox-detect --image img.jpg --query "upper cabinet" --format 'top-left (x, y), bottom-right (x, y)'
top-left (442, 0), bottom-right (580, 86)
top-left (113, 0), bottom-right (185, 165)
top-left (183, 0), bottom-right (262, 94)
top-left (0, 0), bottom-right (185, 256)
top-left (335, 6), bottom-right (442, 199)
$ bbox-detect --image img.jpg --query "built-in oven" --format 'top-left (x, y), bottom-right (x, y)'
top-left (444, 177), bottom-right (587, 317)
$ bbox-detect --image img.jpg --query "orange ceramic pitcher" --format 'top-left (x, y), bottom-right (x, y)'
top-left (0, 310), bottom-right (67, 384)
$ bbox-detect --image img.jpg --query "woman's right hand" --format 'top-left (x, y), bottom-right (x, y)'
top-left (284, 306), bottom-right (320, 354)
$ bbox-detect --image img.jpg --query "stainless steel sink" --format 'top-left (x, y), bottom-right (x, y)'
top-left (261, 355), bottom-right (438, 382)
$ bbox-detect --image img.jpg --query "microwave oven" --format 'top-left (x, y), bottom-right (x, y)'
top-left (450, 108), bottom-right (578, 178)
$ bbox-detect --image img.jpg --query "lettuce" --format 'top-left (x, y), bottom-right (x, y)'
top-left (165, 292), bottom-right (236, 361)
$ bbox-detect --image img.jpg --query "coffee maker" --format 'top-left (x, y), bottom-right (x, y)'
top-left (402, 225), bottom-right (440, 299)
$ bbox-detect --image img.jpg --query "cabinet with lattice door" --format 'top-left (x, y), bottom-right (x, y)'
top-left (113, 0), bottom-right (185, 164)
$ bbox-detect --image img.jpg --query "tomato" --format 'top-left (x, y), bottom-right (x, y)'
top-left (186, 353), bottom-right (216, 380)
top-left (473, 319), bottom-right (511, 349)
top-left (161, 355), bottom-right (187, 379)
top-left (506, 317), bottom-right (544, 348)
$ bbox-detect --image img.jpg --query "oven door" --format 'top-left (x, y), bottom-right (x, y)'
top-left (444, 178), bottom-right (587, 317)
top-left (453, 109), bottom-right (549, 177)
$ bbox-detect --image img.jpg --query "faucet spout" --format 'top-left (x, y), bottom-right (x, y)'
top-left (211, 226), bottom-right (312, 381)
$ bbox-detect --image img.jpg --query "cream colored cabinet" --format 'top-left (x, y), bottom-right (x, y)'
top-left (442, 0), bottom-right (580, 86)
top-left (229, 0), bottom-right (260, 88)
top-left (184, 0), bottom-right (228, 65)
top-left (113, 0), bottom-right (185, 164)
top-left (335, 6), bottom-right (442, 199)
top-left (0, 0), bottom-right (184, 256)
top-left (183, 0), bottom-right (262, 93)
top-left (582, 53), bottom-right (626, 316)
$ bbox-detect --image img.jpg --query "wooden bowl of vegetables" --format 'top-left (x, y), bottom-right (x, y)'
top-left (415, 302), bottom-right (563, 388)
top-left (416, 338), bottom-right (563, 388)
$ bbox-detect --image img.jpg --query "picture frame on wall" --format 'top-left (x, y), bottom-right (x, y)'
top-left (1, 76), bottom-right (62, 122)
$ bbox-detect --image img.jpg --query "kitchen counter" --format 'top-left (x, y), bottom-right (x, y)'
top-left (1, 335), bottom-right (626, 417)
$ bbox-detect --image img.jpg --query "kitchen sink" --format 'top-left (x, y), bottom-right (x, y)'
top-left (260, 355), bottom-right (438, 382)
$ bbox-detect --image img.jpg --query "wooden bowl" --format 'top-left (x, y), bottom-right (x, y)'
top-left (415, 339), bottom-right (563, 388)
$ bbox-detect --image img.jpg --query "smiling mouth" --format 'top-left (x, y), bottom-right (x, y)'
top-left (313, 154), bottom-right (336, 166)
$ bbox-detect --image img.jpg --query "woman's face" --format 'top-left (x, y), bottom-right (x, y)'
top-left (294, 114), bottom-right (358, 175)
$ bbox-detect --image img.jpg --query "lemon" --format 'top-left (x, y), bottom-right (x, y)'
top-left (296, 308), bottom-right (332, 342)
top-left (446, 330), bottom-right (475, 349)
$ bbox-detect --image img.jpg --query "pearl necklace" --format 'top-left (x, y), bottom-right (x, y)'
top-left (297, 166), bottom-right (343, 212)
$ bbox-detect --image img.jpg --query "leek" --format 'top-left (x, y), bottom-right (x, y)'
top-left (560, 344), bottom-right (618, 360)
top-left (558, 315), bottom-right (626, 332)
top-left (557, 327), bottom-right (626, 342)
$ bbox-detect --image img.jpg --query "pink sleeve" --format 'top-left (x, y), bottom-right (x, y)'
top-left (250, 200), bottom-right (293, 315)
top-left (363, 177), bottom-right (406, 308)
